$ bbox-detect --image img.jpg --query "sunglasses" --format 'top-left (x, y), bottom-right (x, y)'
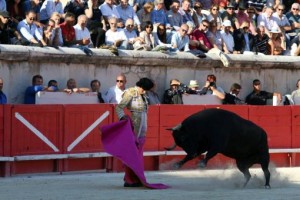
top-left (194, 6), bottom-right (202, 9)
top-left (146, 26), bottom-right (153, 29)
top-left (293, 8), bottom-right (299, 11)
top-left (116, 80), bottom-right (124, 83)
top-left (181, 29), bottom-right (188, 33)
top-left (254, 83), bottom-right (261, 86)
top-left (227, 8), bottom-right (234, 10)
top-left (277, 8), bottom-right (284, 11)
top-left (29, 17), bottom-right (35, 21)
top-left (212, 8), bottom-right (218, 11)
top-left (127, 24), bottom-right (134, 27)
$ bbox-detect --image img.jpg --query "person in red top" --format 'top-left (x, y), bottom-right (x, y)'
top-left (189, 19), bottom-right (213, 52)
top-left (60, 12), bottom-right (76, 46)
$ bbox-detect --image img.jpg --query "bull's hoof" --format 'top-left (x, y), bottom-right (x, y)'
top-left (265, 185), bottom-right (271, 189)
top-left (198, 161), bottom-right (206, 168)
top-left (173, 162), bottom-right (182, 170)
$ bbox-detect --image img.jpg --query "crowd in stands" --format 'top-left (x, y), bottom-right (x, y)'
top-left (1, 0), bottom-right (300, 56)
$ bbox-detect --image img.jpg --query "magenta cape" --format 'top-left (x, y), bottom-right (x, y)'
top-left (100, 119), bottom-right (169, 189)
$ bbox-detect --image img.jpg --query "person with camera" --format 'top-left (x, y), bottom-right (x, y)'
top-left (199, 74), bottom-right (225, 100)
top-left (0, 11), bottom-right (22, 45)
top-left (162, 79), bottom-right (186, 104)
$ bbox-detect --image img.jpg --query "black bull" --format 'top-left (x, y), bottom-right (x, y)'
top-left (166, 108), bottom-right (271, 188)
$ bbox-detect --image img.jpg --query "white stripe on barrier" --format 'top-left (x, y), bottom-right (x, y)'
top-left (67, 111), bottom-right (110, 152)
top-left (15, 112), bottom-right (59, 152)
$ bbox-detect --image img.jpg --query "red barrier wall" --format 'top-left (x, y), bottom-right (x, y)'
top-left (0, 105), bottom-right (3, 157)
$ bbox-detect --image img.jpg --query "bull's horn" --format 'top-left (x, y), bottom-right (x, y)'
top-left (172, 124), bottom-right (182, 131)
top-left (165, 143), bottom-right (177, 151)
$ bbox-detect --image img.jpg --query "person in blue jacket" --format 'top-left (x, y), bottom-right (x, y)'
top-left (0, 78), bottom-right (7, 104)
top-left (24, 74), bottom-right (46, 104)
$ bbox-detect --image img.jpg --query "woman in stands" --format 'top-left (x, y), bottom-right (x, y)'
top-left (267, 27), bottom-right (286, 55)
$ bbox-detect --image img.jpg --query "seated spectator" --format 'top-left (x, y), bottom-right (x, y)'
top-left (43, 19), bottom-right (57, 46)
top-left (192, 1), bottom-right (207, 28)
top-left (23, 0), bottom-right (41, 22)
top-left (24, 74), bottom-right (47, 104)
top-left (221, 2), bottom-right (239, 30)
top-left (39, 0), bottom-right (64, 24)
top-left (116, 0), bottom-right (141, 31)
top-left (286, 3), bottom-right (300, 42)
top-left (186, 80), bottom-right (200, 94)
top-left (290, 35), bottom-right (300, 56)
top-left (179, 0), bottom-right (195, 26)
top-left (253, 25), bottom-right (269, 54)
top-left (166, 0), bottom-right (183, 31)
top-left (64, 0), bottom-right (93, 22)
top-left (17, 10), bottom-right (47, 47)
top-left (199, 74), bottom-right (225, 100)
top-left (49, 12), bottom-right (64, 47)
top-left (189, 19), bottom-right (213, 52)
top-left (223, 83), bottom-right (244, 104)
top-left (60, 12), bottom-right (76, 46)
top-left (0, 10), bottom-right (22, 45)
top-left (246, 6), bottom-right (258, 35)
top-left (151, 0), bottom-right (168, 26)
top-left (291, 79), bottom-right (300, 104)
top-left (220, 20), bottom-right (235, 54)
top-left (257, 6), bottom-right (279, 37)
top-left (64, 78), bottom-right (90, 94)
top-left (153, 23), bottom-right (170, 48)
top-left (273, 4), bottom-right (291, 48)
top-left (170, 23), bottom-right (190, 52)
top-left (99, 0), bottom-right (121, 30)
top-left (267, 27), bottom-right (286, 55)
top-left (0, 77), bottom-right (7, 104)
top-left (206, 20), bottom-right (224, 51)
top-left (236, 3), bottom-right (249, 28)
top-left (233, 21), bottom-right (255, 54)
top-left (133, 21), bottom-right (155, 51)
top-left (105, 17), bottom-right (128, 49)
top-left (90, 79), bottom-right (105, 103)
top-left (162, 79), bottom-right (184, 104)
top-left (136, 2), bottom-right (154, 30)
top-left (74, 14), bottom-right (93, 48)
top-left (124, 18), bottom-right (143, 50)
top-left (87, 0), bottom-right (106, 48)
top-left (207, 4), bottom-right (222, 30)
top-left (47, 79), bottom-right (59, 91)
top-left (245, 79), bottom-right (282, 105)
top-left (104, 74), bottom-right (127, 104)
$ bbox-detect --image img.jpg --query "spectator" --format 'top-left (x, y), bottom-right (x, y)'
top-left (134, 21), bottom-right (155, 51)
top-left (105, 17), bottom-right (128, 49)
top-left (198, 0), bottom-right (213, 11)
top-left (7, 0), bottom-right (24, 22)
top-left (23, 0), bottom-right (41, 22)
top-left (24, 75), bottom-right (47, 104)
top-left (245, 79), bottom-right (282, 105)
top-left (0, 77), bottom-right (7, 104)
top-left (247, 0), bottom-right (267, 12)
top-left (64, 0), bottom-right (93, 22)
top-left (49, 12), bottom-right (64, 47)
top-left (220, 20), bottom-right (234, 54)
top-left (236, 3), bottom-right (249, 27)
top-left (290, 35), bottom-right (300, 56)
top-left (207, 4), bottom-right (222, 30)
top-left (221, 2), bottom-right (239, 30)
top-left (60, 12), bottom-right (77, 47)
top-left (223, 83), bottom-right (244, 104)
top-left (43, 19), bottom-right (57, 46)
top-left (267, 26), bottom-right (285, 55)
top-left (192, 1), bottom-right (207, 28)
top-left (17, 10), bottom-right (47, 47)
top-left (291, 79), bottom-right (300, 104)
top-left (162, 79), bottom-right (183, 104)
top-left (136, 2), bottom-right (154, 30)
top-left (246, 6), bottom-right (258, 35)
top-left (199, 74), bottom-right (225, 100)
top-left (74, 14), bottom-right (93, 48)
top-left (273, 4), bottom-right (291, 48)
top-left (116, 0), bottom-right (141, 31)
top-left (87, 0), bottom-right (106, 48)
top-left (171, 23), bottom-right (190, 52)
top-left (124, 18), bottom-right (143, 50)
top-left (99, 0), bottom-right (121, 29)
top-left (0, 10), bottom-right (22, 45)
top-left (257, 6), bottom-right (279, 37)
top-left (179, 0), bottom-right (195, 26)
top-left (39, 0), bottom-right (64, 24)
top-left (47, 79), bottom-right (59, 91)
top-left (104, 74), bottom-right (127, 104)
top-left (189, 19), bottom-right (213, 52)
top-left (166, 0), bottom-right (183, 31)
top-left (206, 20), bottom-right (224, 51)
top-left (151, 0), bottom-right (168, 26)
top-left (186, 80), bottom-right (200, 94)
top-left (253, 25), bottom-right (269, 54)
top-left (233, 21), bottom-right (255, 54)
top-left (90, 79), bottom-right (105, 103)
top-left (64, 78), bottom-right (90, 93)
top-left (0, 0), bottom-right (7, 12)
top-left (153, 23), bottom-right (170, 48)
top-left (286, 3), bottom-right (300, 41)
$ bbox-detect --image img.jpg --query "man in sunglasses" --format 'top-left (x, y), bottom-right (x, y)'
top-left (17, 10), bottom-right (47, 47)
top-left (286, 3), bottom-right (300, 40)
top-left (104, 74), bottom-right (127, 103)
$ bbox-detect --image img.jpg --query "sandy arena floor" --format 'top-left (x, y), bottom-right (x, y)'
top-left (1, 166), bottom-right (300, 200)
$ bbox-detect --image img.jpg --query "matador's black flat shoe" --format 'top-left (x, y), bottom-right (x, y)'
top-left (123, 182), bottom-right (143, 187)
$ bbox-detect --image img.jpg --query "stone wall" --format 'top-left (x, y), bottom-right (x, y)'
top-left (0, 45), bottom-right (300, 104)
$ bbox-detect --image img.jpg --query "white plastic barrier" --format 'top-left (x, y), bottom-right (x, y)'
top-left (182, 94), bottom-right (222, 105)
top-left (36, 92), bottom-right (99, 104)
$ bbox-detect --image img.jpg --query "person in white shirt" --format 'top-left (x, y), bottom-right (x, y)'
top-left (104, 74), bottom-right (127, 103)
top-left (17, 10), bottom-right (47, 47)
top-left (220, 20), bottom-right (234, 54)
top-left (105, 17), bottom-right (128, 49)
top-left (73, 14), bottom-right (93, 47)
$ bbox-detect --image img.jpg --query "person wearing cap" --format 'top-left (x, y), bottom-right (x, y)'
top-left (236, 3), bottom-right (250, 27)
top-left (267, 26), bottom-right (285, 55)
top-left (115, 77), bottom-right (154, 187)
top-left (220, 19), bottom-right (235, 53)
top-left (232, 21), bottom-right (255, 54)
top-left (221, 2), bottom-right (239, 30)
top-left (162, 79), bottom-right (184, 104)
top-left (186, 80), bottom-right (200, 94)
top-left (245, 79), bottom-right (282, 105)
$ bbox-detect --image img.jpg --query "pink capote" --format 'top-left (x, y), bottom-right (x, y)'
top-left (100, 119), bottom-right (169, 189)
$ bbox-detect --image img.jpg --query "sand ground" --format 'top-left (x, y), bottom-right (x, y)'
top-left (1, 166), bottom-right (300, 200)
